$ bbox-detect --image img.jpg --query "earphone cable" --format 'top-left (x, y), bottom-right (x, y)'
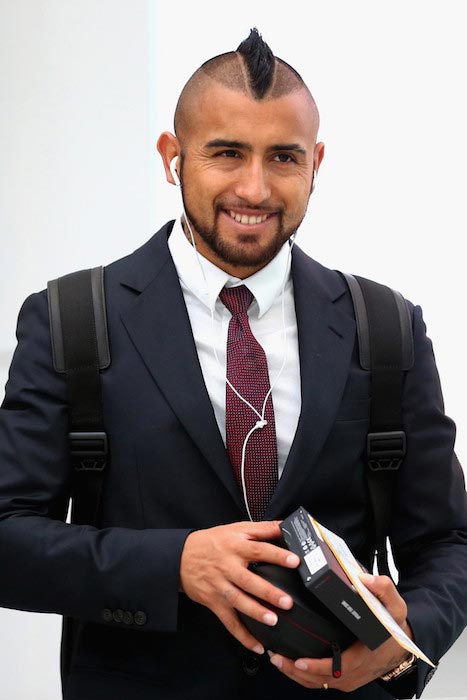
top-left (181, 209), bottom-right (292, 520)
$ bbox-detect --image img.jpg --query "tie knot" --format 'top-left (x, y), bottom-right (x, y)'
top-left (219, 285), bottom-right (254, 316)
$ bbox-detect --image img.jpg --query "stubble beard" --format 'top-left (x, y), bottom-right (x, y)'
top-left (182, 199), bottom-right (302, 272)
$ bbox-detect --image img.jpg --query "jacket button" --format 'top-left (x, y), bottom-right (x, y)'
top-left (134, 611), bottom-right (147, 626)
top-left (112, 609), bottom-right (124, 623)
top-left (242, 650), bottom-right (260, 676)
top-left (101, 608), bottom-right (113, 623)
top-left (123, 611), bottom-right (134, 625)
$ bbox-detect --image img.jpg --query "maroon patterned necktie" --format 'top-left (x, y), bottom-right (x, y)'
top-left (219, 285), bottom-right (278, 521)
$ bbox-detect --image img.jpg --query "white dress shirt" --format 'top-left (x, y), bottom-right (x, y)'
top-left (168, 218), bottom-right (301, 477)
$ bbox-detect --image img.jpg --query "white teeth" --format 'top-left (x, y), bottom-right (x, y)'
top-left (228, 210), bottom-right (269, 225)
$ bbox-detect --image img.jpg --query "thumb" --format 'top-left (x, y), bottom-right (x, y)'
top-left (359, 573), bottom-right (408, 624)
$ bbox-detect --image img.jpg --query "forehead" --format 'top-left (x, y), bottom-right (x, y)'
top-left (185, 83), bottom-right (317, 150)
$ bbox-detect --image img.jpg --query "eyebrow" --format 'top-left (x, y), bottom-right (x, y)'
top-left (270, 143), bottom-right (307, 156)
top-left (205, 139), bottom-right (252, 151)
top-left (204, 139), bottom-right (307, 156)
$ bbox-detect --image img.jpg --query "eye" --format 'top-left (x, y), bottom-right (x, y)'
top-left (217, 150), bottom-right (240, 158)
top-left (273, 153), bottom-right (295, 164)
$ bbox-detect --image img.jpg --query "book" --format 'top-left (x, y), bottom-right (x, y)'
top-left (280, 506), bottom-right (434, 666)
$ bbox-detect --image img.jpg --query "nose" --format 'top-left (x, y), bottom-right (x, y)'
top-left (233, 160), bottom-right (271, 205)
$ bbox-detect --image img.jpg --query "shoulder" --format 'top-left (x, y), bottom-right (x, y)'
top-left (291, 245), bottom-right (418, 322)
top-left (105, 221), bottom-right (175, 277)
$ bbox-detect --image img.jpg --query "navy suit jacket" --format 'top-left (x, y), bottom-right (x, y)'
top-left (1, 221), bottom-right (466, 699)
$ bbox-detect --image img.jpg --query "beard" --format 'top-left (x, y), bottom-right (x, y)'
top-left (182, 197), bottom-right (303, 272)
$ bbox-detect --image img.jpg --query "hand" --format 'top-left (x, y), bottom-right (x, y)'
top-left (179, 520), bottom-right (300, 653)
top-left (269, 573), bottom-right (414, 692)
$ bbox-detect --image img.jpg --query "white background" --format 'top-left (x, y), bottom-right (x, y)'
top-left (0, 1), bottom-right (465, 698)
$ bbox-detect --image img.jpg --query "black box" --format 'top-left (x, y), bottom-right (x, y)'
top-left (280, 506), bottom-right (390, 650)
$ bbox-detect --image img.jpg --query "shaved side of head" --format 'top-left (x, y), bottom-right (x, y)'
top-left (174, 28), bottom-right (319, 141)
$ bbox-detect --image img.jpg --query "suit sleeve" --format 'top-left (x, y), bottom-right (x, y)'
top-left (390, 304), bottom-right (467, 698)
top-left (0, 290), bottom-right (191, 632)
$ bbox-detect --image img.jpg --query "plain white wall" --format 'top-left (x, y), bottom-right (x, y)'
top-left (1, 1), bottom-right (466, 698)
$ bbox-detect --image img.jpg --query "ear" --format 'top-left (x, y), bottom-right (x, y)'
top-left (157, 132), bottom-right (181, 186)
top-left (313, 141), bottom-right (325, 174)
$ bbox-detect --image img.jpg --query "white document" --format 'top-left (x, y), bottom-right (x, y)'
top-left (311, 515), bottom-right (435, 667)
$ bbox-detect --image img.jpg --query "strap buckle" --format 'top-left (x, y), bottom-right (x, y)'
top-left (69, 431), bottom-right (108, 472)
top-left (367, 430), bottom-right (406, 471)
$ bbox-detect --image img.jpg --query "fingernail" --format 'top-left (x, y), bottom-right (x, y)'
top-left (253, 644), bottom-right (264, 655)
top-left (270, 655), bottom-right (282, 669)
top-left (263, 612), bottom-right (278, 626)
top-left (295, 660), bottom-right (308, 671)
top-left (279, 595), bottom-right (293, 609)
top-left (360, 573), bottom-right (375, 584)
top-left (286, 554), bottom-right (300, 566)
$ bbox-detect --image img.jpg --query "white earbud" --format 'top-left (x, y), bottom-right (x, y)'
top-left (311, 169), bottom-right (317, 193)
top-left (170, 157), bottom-right (181, 187)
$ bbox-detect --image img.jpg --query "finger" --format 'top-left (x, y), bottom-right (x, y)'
top-left (293, 656), bottom-right (333, 677)
top-left (359, 573), bottom-right (408, 623)
top-left (238, 538), bottom-right (300, 570)
top-left (239, 520), bottom-right (284, 540)
top-left (292, 640), bottom-right (367, 678)
top-left (238, 569), bottom-right (293, 610)
top-left (226, 543), bottom-right (299, 612)
top-left (214, 603), bottom-right (266, 654)
top-left (268, 653), bottom-right (324, 689)
top-left (219, 579), bottom-right (282, 626)
top-left (231, 565), bottom-right (295, 610)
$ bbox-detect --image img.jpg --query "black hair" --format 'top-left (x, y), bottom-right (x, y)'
top-left (236, 28), bottom-right (275, 99)
top-left (174, 29), bottom-right (313, 136)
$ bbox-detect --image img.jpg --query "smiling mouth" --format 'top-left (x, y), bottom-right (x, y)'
top-left (226, 209), bottom-right (274, 225)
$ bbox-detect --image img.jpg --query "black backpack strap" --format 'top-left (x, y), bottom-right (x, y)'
top-left (47, 266), bottom-right (110, 527)
top-left (48, 267), bottom-right (110, 694)
top-left (341, 273), bottom-right (414, 577)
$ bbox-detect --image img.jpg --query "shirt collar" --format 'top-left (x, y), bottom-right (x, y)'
top-left (168, 216), bottom-right (291, 317)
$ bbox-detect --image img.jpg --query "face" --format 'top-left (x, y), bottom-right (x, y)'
top-left (159, 84), bottom-right (324, 277)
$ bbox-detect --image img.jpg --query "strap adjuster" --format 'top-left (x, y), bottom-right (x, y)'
top-left (69, 431), bottom-right (108, 472)
top-left (367, 430), bottom-right (406, 471)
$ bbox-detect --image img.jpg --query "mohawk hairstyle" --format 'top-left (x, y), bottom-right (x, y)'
top-left (173, 28), bottom-right (316, 137)
top-left (236, 28), bottom-right (275, 99)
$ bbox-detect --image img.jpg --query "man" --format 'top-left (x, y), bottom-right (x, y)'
top-left (0, 28), bottom-right (466, 700)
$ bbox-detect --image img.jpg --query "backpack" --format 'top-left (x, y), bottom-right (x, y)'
top-left (47, 265), bottom-right (414, 688)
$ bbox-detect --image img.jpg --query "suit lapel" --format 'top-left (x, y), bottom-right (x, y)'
top-left (119, 225), bottom-right (243, 511)
top-left (267, 248), bottom-right (356, 515)
top-left (117, 227), bottom-right (355, 518)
